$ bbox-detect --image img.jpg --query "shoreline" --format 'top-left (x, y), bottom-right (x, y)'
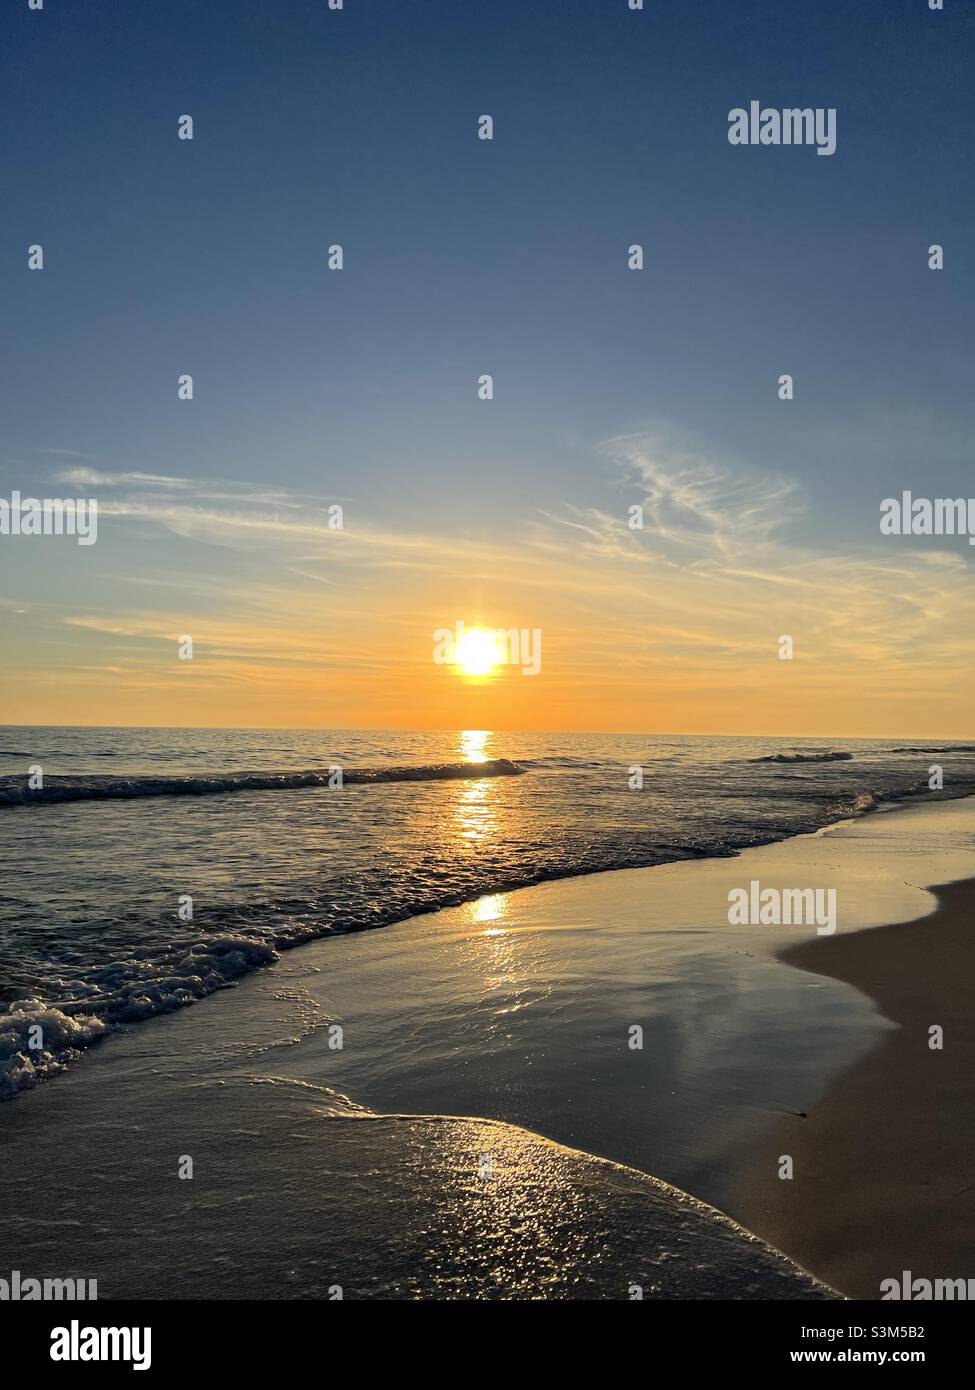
top-left (6, 786), bottom-right (973, 1100)
top-left (735, 878), bottom-right (975, 1299)
top-left (216, 796), bottom-right (973, 1216)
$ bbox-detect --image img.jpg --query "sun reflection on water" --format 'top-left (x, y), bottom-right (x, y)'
top-left (472, 894), bottom-right (505, 924)
top-left (454, 779), bottom-right (498, 842)
top-left (458, 729), bottom-right (492, 763)
top-left (450, 732), bottom-right (503, 845)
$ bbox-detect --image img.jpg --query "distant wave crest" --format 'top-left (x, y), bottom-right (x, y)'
top-left (750, 751), bottom-right (854, 764)
top-left (889, 745), bottom-right (975, 755)
top-left (0, 759), bottom-right (525, 808)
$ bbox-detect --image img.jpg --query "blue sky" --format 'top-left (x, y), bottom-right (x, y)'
top-left (2, 0), bottom-right (973, 732)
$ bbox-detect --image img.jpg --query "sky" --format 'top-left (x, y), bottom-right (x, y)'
top-left (1, 0), bottom-right (973, 734)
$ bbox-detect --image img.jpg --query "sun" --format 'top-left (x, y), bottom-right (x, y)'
top-left (455, 627), bottom-right (500, 677)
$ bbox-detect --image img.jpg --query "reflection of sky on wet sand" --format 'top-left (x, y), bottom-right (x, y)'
top-left (412, 1114), bottom-right (830, 1299)
top-left (455, 893), bottom-right (549, 1035)
top-left (470, 894), bottom-right (505, 925)
top-left (1, 1055), bottom-right (830, 1298)
top-left (261, 802), bottom-right (975, 1212)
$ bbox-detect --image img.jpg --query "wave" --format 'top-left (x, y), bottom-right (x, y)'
top-left (889, 745), bottom-right (975, 755)
top-left (750, 751), bottom-right (854, 764)
top-left (0, 759), bottom-right (524, 808)
top-left (514, 755), bottom-right (610, 770)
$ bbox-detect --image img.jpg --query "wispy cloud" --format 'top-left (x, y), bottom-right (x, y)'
top-left (6, 438), bottom-right (972, 731)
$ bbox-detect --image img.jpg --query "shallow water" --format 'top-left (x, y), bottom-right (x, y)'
top-left (2, 725), bottom-right (973, 1096)
top-left (231, 798), bottom-right (975, 1210)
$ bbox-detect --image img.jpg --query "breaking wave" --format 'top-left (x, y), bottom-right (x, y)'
top-left (0, 759), bottom-right (524, 808)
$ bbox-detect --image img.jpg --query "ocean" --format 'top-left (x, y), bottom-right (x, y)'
top-left (2, 726), bottom-right (974, 1098)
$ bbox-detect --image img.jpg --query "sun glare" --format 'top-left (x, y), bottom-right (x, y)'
top-left (455, 627), bottom-right (500, 677)
top-left (459, 729), bottom-right (491, 762)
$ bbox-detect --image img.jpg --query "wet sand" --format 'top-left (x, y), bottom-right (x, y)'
top-left (229, 797), bottom-right (975, 1219)
top-left (736, 877), bottom-right (975, 1300)
top-left (0, 1070), bottom-right (832, 1300)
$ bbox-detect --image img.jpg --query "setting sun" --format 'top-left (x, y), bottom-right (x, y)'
top-left (455, 627), bottom-right (500, 677)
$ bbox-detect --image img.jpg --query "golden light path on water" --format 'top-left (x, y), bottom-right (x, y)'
top-left (452, 730), bottom-right (503, 845)
top-left (458, 728), bottom-right (492, 762)
top-left (436, 732), bottom-right (527, 996)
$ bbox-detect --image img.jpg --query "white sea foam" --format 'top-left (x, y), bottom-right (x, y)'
top-left (0, 1003), bottom-right (108, 1098)
top-left (0, 935), bottom-right (278, 1097)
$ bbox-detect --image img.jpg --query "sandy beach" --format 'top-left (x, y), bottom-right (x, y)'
top-left (736, 876), bottom-right (975, 1299)
top-left (3, 795), bottom-right (972, 1299)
